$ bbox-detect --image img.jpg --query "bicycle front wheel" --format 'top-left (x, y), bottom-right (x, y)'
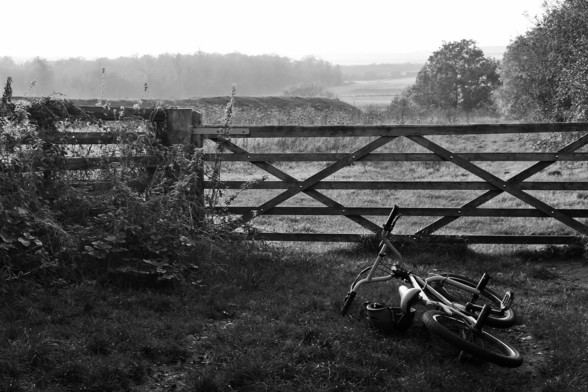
top-left (428, 274), bottom-right (516, 328)
top-left (422, 310), bottom-right (522, 368)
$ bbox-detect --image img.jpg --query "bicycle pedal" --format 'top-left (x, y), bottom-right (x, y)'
top-left (500, 291), bottom-right (514, 311)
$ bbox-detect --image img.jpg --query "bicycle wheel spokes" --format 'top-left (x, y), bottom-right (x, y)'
top-left (429, 274), bottom-right (516, 328)
top-left (423, 310), bottom-right (522, 368)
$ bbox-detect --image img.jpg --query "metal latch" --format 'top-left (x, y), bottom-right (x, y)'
top-left (193, 127), bottom-right (250, 135)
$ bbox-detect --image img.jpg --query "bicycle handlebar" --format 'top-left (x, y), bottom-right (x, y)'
top-left (383, 205), bottom-right (400, 232)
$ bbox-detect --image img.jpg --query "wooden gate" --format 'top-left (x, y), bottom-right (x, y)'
top-left (197, 122), bottom-right (588, 244)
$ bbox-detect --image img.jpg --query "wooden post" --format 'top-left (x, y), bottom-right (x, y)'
top-left (192, 111), bottom-right (205, 222)
top-left (192, 110), bottom-right (203, 149)
top-left (166, 108), bottom-right (193, 146)
top-left (166, 108), bottom-right (205, 223)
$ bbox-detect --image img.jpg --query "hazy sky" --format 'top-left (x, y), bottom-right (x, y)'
top-left (3, 0), bottom-right (547, 64)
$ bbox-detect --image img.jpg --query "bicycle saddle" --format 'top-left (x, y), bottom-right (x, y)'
top-left (398, 285), bottom-right (420, 314)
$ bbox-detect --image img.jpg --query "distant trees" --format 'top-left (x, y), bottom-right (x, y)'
top-left (0, 53), bottom-right (343, 99)
top-left (498, 0), bottom-right (588, 121)
top-left (408, 40), bottom-right (500, 112)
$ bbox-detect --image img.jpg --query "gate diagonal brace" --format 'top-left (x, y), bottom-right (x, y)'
top-left (216, 137), bottom-right (397, 233)
top-left (407, 134), bottom-right (588, 236)
top-left (418, 133), bottom-right (588, 235)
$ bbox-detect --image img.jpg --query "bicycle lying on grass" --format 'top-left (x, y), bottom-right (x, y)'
top-left (340, 206), bottom-right (523, 368)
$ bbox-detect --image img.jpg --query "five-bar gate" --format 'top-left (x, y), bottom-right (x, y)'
top-left (197, 122), bottom-right (588, 244)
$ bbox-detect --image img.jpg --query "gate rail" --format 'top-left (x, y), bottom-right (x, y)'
top-left (65, 106), bottom-right (588, 244)
top-left (197, 122), bottom-right (588, 244)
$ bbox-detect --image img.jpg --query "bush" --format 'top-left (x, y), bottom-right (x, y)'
top-left (0, 77), bottom-right (240, 287)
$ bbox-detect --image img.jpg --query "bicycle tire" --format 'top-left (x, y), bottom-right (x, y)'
top-left (422, 310), bottom-right (523, 368)
top-left (428, 274), bottom-right (516, 328)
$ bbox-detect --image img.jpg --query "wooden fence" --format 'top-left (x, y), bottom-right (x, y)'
top-left (197, 122), bottom-right (588, 245)
top-left (62, 107), bottom-right (588, 245)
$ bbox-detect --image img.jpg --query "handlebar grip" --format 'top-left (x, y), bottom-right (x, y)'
top-left (383, 205), bottom-right (400, 231)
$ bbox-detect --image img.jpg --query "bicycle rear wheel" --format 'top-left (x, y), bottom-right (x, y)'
top-left (422, 310), bottom-right (522, 368)
top-left (428, 274), bottom-right (516, 328)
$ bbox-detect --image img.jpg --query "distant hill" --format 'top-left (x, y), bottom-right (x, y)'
top-left (68, 96), bottom-right (362, 124)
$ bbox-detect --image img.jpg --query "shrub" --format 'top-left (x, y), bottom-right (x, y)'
top-left (0, 77), bottom-right (241, 287)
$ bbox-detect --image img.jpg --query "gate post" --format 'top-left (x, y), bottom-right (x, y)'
top-left (166, 108), bottom-right (193, 146)
top-left (166, 108), bottom-right (205, 223)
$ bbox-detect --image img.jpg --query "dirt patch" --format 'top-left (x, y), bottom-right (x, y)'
top-left (485, 258), bottom-right (588, 383)
top-left (541, 260), bottom-right (588, 290)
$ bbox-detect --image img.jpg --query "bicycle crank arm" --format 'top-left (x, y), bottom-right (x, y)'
top-left (500, 291), bottom-right (514, 311)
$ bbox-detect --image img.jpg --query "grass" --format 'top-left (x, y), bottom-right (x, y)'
top-left (1, 242), bottom-right (586, 391)
top-left (2, 95), bottom-right (587, 391)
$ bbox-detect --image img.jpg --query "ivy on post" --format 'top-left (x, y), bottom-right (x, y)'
top-left (166, 108), bottom-right (205, 223)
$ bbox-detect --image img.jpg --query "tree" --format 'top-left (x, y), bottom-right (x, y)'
top-left (498, 0), bottom-right (588, 121)
top-left (409, 40), bottom-right (500, 112)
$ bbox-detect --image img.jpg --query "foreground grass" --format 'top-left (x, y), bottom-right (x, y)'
top-left (1, 243), bottom-right (587, 391)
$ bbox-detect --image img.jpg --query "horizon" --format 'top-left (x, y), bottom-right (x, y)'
top-left (3, 45), bottom-right (508, 68)
top-left (2, 0), bottom-right (545, 66)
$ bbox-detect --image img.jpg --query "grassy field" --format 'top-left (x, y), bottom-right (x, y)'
top-left (1, 100), bottom-right (587, 391)
top-left (2, 241), bottom-right (586, 391)
top-left (330, 77), bottom-right (416, 106)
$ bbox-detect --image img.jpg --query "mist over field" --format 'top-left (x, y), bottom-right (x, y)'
top-left (0, 46), bottom-right (511, 108)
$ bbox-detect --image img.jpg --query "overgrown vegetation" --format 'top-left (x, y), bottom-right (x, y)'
top-left (0, 77), bottom-right (245, 289)
top-left (497, 0), bottom-right (588, 121)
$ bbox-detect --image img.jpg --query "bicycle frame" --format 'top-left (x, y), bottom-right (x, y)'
top-left (349, 230), bottom-right (489, 328)
top-left (341, 206), bottom-right (522, 367)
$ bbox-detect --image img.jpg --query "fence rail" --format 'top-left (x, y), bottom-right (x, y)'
top-left (45, 106), bottom-right (588, 245)
top-left (198, 121), bottom-right (588, 245)
top-left (196, 122), bottom-right (588, 137)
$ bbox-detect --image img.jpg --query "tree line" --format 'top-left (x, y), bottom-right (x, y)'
top-left (1, 0), bottom-right (586, 122)
top-left (0, 52), bottom-right (343, 99)
top-left (498, 0), bottom-right (588, 121)
top-left (404, 0), bottom-right (588, 122)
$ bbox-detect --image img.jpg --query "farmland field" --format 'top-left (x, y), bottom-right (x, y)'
top-left (330, 76), bottom-right (416, 106)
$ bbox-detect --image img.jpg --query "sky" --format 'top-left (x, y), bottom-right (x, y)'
top-left (2, 0), bottom-right (548, 65)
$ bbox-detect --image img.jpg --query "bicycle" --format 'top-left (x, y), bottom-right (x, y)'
top-left (340, 205), bottom-right (523, 368)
